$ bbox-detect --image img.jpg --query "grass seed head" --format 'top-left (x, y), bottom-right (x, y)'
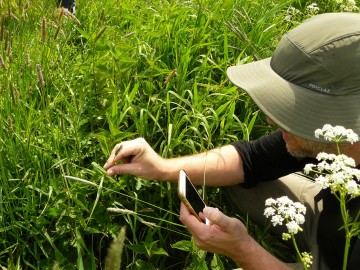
top-left (41, 17), bottom-right (46, 42)
top-left (23, 1), bottom-right (30, 16)
top-left (64, 10), bottom-right (80, 25)
top-left (58, 7), bottom-right (65, 21)
top-left (104, 227), bottom-right (126, 270)
top-left (8, 48), bottom-right (12, 63)
top-left (36, 64), bottom-right (45, 87)
top-left (123, 31), bottom-right (136, 39)
top-left (26, 53), bottom-right (30, 69)
top-left (98, 8), bottom-right (105, 25)
top-left (0, 55), bottom-right (6, 70)
top-left (0, 16), bottom-right (4, 41)
top-left (107, 207), bottom-right (136, 215)
top-left (164, 69), bottom-right (177, 85)
top-left (54, 26), bottom-right (60, 40)
top-left (94, 26), bottom-right (108, 43)
top-left (4, 30), bottom-right (8, 51)
top-left (7, 116), bottom-right (13, 135)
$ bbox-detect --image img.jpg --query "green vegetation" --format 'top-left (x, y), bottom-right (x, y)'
top-left (0, 0), bottom-right (358, 269)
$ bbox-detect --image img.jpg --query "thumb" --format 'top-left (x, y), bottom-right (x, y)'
top-left (106, 163), bottom-right (137, 177)
top-left (203, 207), bottom-right (233, 230)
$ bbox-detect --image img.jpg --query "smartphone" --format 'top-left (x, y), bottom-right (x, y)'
top-left (178, 169), bottom-right (209, 224)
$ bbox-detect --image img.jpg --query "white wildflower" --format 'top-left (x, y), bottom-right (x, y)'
top-left (264, 196), bottom-right (306, 235)
top-left (277, 196), bottom-right (293, 205)
top-left (304, 163), bottom-right (315, 174)
top-left (271, 215), bottom-right (284, 227)
top-left (285, 15), bottom-right (292, 22)
top-left (307, 149), bottom-right (360, 196)
top-left (315, 175), bottom-right (330, 189)
top-left (294, 213), bottom-right (306, 225)
top-left (340, 0), bottom-right (359, 12)
top-left (345, 180), bottom-right (359, 196)
top-left (286, 220), bottom-right (302, 234)
top-left (265, 198), bottom-right (276, 206)
top-left (314, 128), bottom-right (322, 139)
top-left (346, 130), bottom-right (359, 143)
top-left (331, 172), bottom-right (346, 185)
top-left (306, 3), bottom-right (319, 12)
top-left (293, 202), bottom-right (307, 214)
top-left (264, 207), bottom-right (276, 218)
top-left (314, 124), bottom-right (358, 143)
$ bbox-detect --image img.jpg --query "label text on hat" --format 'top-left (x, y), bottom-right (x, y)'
top-left (308, 83), bottom-right (330, 94)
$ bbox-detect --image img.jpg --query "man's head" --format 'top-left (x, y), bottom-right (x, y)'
top-left (265, 117), bottom-right (334, 158)
top-left (227, 13), bottom-right (360, 143)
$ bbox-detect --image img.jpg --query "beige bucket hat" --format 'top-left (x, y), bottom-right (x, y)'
top-left (227, 13), bottom-right (360, 142)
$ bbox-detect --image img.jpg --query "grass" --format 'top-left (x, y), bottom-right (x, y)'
top-left (0, 0), bottom-right (357, 269)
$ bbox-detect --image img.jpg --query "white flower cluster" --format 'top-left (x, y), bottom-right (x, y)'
top-left (284, 6), bottom-right (301, 22)
top-left (314, 124), bottom-right (359, 143)
top-left (305, 125), bottom-right (360, 197)
top-left (339, 0), bottom-right (359, 12)
top-left (304, 153), bottom-right (360, 197)
top-left (264, 196), bottom-right (306, 235)
top-left (306, 3), bottom-right (320, 13)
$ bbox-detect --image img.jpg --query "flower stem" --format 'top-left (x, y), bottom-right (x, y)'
top-left (336, 142), bottom-right (341, 155)
top-left (292, 234), bottom-right (308, 270)
top-left (339, 194), bottom-right (351, 270)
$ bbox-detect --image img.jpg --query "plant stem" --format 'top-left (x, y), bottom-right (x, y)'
top-left (292, 234), bottom-right (308, 270)
top-left (339, 194), bottom-right (352, 270)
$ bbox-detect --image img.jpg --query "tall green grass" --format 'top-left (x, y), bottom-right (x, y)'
top-left (0, 0), bottom-right (356, 269)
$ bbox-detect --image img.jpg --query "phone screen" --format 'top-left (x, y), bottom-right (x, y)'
top-left (185, 175), bottom-right (206, 216)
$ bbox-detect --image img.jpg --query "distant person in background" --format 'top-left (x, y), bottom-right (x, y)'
top-left (56, 0), bottom-right (76, 14)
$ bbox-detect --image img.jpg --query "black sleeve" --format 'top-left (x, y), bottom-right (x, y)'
top-left (231, 129), bottom-right (314, 187)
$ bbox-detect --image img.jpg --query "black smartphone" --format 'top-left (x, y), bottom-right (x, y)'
top-left (178, 170), bottom-right (209, 224)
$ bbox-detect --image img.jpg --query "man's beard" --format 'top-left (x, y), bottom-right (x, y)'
top-left (285, 141), bottom-right (333, 158)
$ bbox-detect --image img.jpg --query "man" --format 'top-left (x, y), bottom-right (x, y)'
top-left (56, 0), bottom-right (76, 14)
top-left (104, 13), bottom-right (360, 269)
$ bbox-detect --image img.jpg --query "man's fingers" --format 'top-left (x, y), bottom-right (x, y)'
top-left (105, 163), bottom-right (132, 176)
top-left (203, 207), bottom-right (233, 231)
top-left (104, 140), bottom-right (142, 170)
top-left (180, 203), bottom-right (206, 235)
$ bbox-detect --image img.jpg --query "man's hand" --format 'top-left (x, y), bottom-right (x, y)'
top-left (180, 203), bottom-right (248, 259)
top-left (103, 138), bottom-right (167, 181)
top-left (180, 203), bottom-right (290, 270)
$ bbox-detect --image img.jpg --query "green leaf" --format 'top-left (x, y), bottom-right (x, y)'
top-left (171, 240), bottom-right (194, 252)
top-left (210, 254), bottom-right (225, 270)
top-left (133, 260), bottom-right (156, 270)
top-left (126, 244), bottom-right (147, 255)
top-left (148, 246), bottom-right (168, 256)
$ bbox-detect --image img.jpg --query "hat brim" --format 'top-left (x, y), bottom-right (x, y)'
top-left (227, 58), bottom-right (360, 142)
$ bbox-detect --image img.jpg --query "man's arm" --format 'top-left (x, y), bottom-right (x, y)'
top-left (180, 204), bottom-right (290, 270)
top-left (103, 137), bottom-right (244, 186)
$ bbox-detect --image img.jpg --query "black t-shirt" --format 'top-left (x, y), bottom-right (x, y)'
top-left (231, 130), bottom-right (360, 269)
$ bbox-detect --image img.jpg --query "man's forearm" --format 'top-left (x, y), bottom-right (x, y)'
top-left (231, 235), bottom-right (291, 270)
top-left (160, 145), bottom-right (244, 186)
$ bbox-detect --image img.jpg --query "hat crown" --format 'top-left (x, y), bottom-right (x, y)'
top-left (270, 13), bottom-right (360, 96)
